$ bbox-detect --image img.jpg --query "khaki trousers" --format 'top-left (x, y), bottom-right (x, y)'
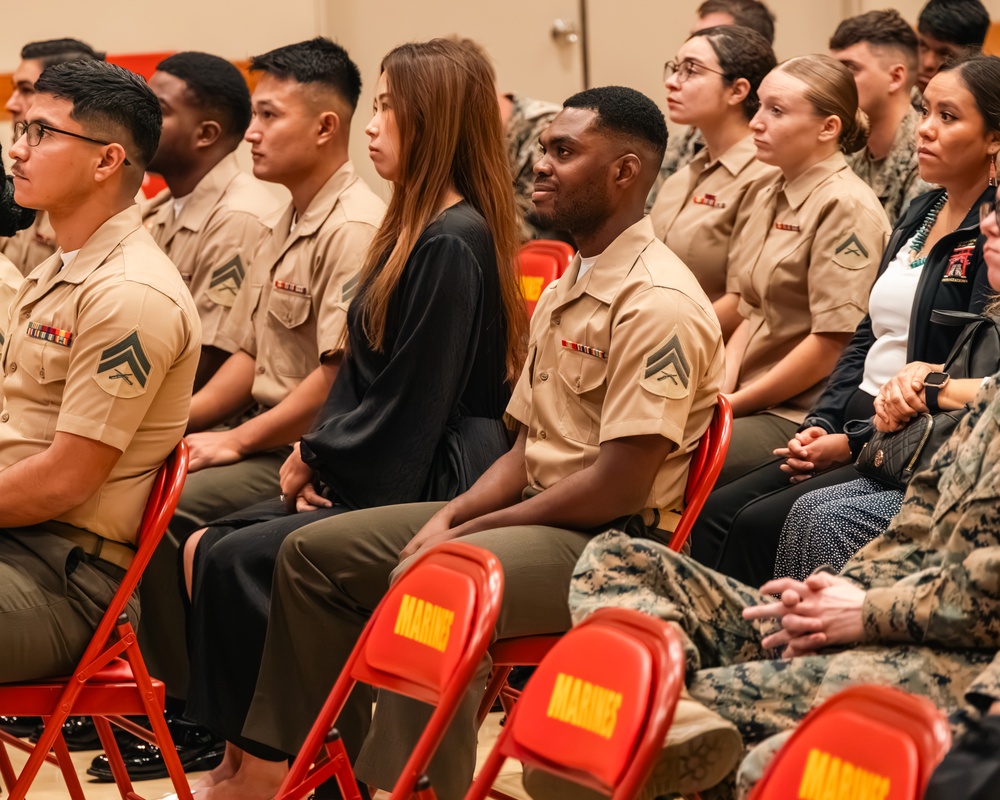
top-left (242, 502), bottom-right (595, 800)
top-left (0, 527), bottom-right (135, 682)
top-left (139, 448), bottom-right (289, 698)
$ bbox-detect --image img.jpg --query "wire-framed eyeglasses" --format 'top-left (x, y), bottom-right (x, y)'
top-left (14, 120), bottom-right (131, 166)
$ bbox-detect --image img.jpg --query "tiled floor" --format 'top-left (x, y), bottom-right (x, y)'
top-left (1, 713), bottom-right (529, 799)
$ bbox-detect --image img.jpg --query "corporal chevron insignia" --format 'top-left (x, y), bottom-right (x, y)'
top-left (833, 232), bottom-right (870, 269)
top-left (206, 255), bottom-right (245, 307)
top-left (94, 331), bottom-right (152, 398)
top-left (641, 328), bottom-right (691, 399)
top-left (341, 274), bottom-right (360, 304)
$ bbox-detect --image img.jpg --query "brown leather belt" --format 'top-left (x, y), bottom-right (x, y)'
top-left (49, 524), bottom-right (136, 570)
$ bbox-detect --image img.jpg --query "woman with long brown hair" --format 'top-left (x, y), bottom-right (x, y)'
top-left (173, 38), bottom-right (527, 800)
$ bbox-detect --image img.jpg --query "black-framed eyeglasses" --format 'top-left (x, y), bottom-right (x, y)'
top-left (663, 59), bottom-right (729, 85)
top-left (13, 120), bottom-right (131, 166)
top-left (979, 199), bottom-right (1000, 231)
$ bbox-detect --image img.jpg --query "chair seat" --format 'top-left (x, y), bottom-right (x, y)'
top-left (0, 659), bottom-right (165, 716)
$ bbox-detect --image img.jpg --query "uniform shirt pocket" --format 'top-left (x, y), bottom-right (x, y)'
top-left (16, 336), bottom-right (71, 440)
top-left (555, 348), bottom-right (607, 445)
top-left (267, 288), bottom-right (315, 378)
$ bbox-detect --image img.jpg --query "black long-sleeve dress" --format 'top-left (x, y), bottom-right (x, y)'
top-left (185, 202), bottom-right (515, 757)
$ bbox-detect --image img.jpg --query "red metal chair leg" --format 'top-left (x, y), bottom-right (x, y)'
top-left (95, 714), bottom-right (136, 799)
top-left (0, 739), bottom-right (16, 792)
top-left (477, 666), bottom-right (512, 728)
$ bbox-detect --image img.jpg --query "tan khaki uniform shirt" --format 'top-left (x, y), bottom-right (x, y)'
top-left (216, 161), bottom-right (384, 409)
top-left (729, 151), bottom-right (890, 421)
top-left (506, 216), bottom-right (725, 533)
top-left (0, 205), bottom-right (201, 543)
top-left (143, 154), bottom-right (283, 350)
top-left (0, 211), bottom-right (57, 276)
top-left (650, 136), bottom-right (780, 301)
top-left (0, 254), bottom-right (23, 347)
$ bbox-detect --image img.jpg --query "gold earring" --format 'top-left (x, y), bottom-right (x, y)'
top-left (990, 153), bottom-right (997, 188)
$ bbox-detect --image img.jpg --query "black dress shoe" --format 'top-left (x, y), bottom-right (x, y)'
top-left (29, 716), bottom-right (135, 752)
top-left (86, 714), bottom-right (225, 782)
top-left (0, 716), bottom-right (43, 738)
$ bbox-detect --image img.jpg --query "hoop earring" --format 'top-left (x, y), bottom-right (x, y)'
top-left (990, 154), bottom-right (997, 188)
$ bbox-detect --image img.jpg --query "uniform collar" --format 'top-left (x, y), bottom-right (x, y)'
top-left (695, 134), bottom-right (758, 177)
top-left (275, 160), bottom-right (359, 242)
top-left (555, 216), bottom-right (655, 306)
top-left (26, 205), bottom-right (142, 291)
top-left (167, 153), bottom-right (243, 234)
top-left (780, 150), bottom-right (848, 211)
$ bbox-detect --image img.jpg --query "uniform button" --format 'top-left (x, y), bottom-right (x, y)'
top-left (575, 377), bottom-right (582, 388)
top-left (539, 429), bottom-right (547, 440)
top-left (1, 413), bottom-right (8, 423)
top-left (552, 315), bottom-right (561, 325)
top-left (21, 310), bottom-right (29, 319)
top-left (39, 368), bottom-right (45, 380)
top-left (8, 363), bottom-right (15, 373)
top-left (540, 371), bottom-right (549, 381)
top-left (257, 366), bottom-right (266, 374)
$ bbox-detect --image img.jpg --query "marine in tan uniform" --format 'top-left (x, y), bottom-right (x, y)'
top-left (0, 60), bottom-right (199, 682)
top-left (720, 57), bottom-right (891, 482)
top-left (652, 137), bottom-right (776, 303)
top-left (234, 87), bottom-right (725, 800)
top-left (139, 38), bottom-right (383, 705)
top-left (142, 52), bottom-right (283, 390)
top-left (0, 37), bottom-right (105, 274)
top-left (650, 25), bottom-right (778, 339)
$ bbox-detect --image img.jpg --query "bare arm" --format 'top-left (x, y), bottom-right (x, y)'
top-left (712, 292), bottom-right (743, 343)
top-left (186, 358), bottom-right (340, 472)
top-left (722, 318), bottom-right (750, 394)
top-left (726, 331), bottom-right (852, 417)
top-left (186, 350), bottom-right (256, 432)
top-left (0, 432), bottom-right (120, 527)
top-left (400, 428), bottom-right (674, 561)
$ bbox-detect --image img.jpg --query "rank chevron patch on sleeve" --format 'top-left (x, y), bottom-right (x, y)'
top-left (640, 328), bottom-right (691, 400)
top-left (93, 330), bottom-right (152, 398)
top-left (210, 254), bottom-right (245, 290)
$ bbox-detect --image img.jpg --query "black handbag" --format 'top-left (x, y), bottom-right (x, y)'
top-left (854, 310), bottom-right (1000, 489)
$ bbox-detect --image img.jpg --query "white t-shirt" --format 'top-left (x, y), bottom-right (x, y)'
top-left (859, 233), bottom-right (923, 396)
top-left (577, 254), bottom-right (599, 283)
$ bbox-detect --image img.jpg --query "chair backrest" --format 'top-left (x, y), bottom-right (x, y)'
top-left (668, 394), bottom-right (732, 552)
top-left (518, 249), bottom-right (563, 317)
top-left (467, 607), bottom-right (684, 800)
top-left (749, 685), bottom-right (952, 800)
top-left (71, 440), bottom-right (189, 673)
top-left (521, 239), bottom-right (575, 277)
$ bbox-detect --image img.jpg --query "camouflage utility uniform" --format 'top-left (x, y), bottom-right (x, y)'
top-left (571, 376), bottom-right (1000, 796)
top-left (504, 93), bottom-right (561, 241)
top-left (846, 106), bottom-right (932, 224)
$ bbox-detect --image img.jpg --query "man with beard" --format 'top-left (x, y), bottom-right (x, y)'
top-left (232, 85), bottom-right (727, 800)
top-left (143, 52), bottom-right (282, 391)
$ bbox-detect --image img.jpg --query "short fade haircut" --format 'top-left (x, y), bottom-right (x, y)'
top-left (249, 37), bottom-right (362, 112)
top-left (20, 37), bottom-right (105, 69)
top-left (156, 52), bottom-right (252, 139)
top-left (917, 0), bottom-right (989, 48)
top-left (697, 0), bottom-right (775, 44)
top-left (563, 85), bottom-right (668, 165)
top-left (34, 60), bottom-right (161, 169)
top-left (830, 10), bottom-right (918, 71)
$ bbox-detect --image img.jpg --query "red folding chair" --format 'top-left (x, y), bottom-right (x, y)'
top-left (518, 248), bottom-right (562, 317)
top-left (466, 607), bottom-right (685, 800)
top-left (275, 541), bottom-right (504, 800)
top-left (477, 395), bottom-right (732, 730)
top-left (521, 239), bottom-right (575, 277)
top-left (0, 440), bottom-right (192, 800)
top-left (749, 685), bottom-right (952, 800)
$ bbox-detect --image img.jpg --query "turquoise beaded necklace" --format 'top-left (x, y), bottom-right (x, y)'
top-left (908, 193), bottom-right (947, 269)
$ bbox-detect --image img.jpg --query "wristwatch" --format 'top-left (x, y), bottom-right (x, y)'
top-left (924, 371), bottom-right (950, 412)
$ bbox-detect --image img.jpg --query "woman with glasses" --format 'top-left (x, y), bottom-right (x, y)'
top-left (651, 25), bottom-right (777, 339)
top-left (692, 54), bottom-right (1000, 587)
top-left (709, 54), bottom-right (890, 488)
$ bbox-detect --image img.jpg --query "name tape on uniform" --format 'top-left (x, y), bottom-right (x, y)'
top-left (798, 748), bottom-right (891, 800)
top-left (546, 672), bottom-right (623, 739)
top-left (393, 593), bottom-right (455, 653)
